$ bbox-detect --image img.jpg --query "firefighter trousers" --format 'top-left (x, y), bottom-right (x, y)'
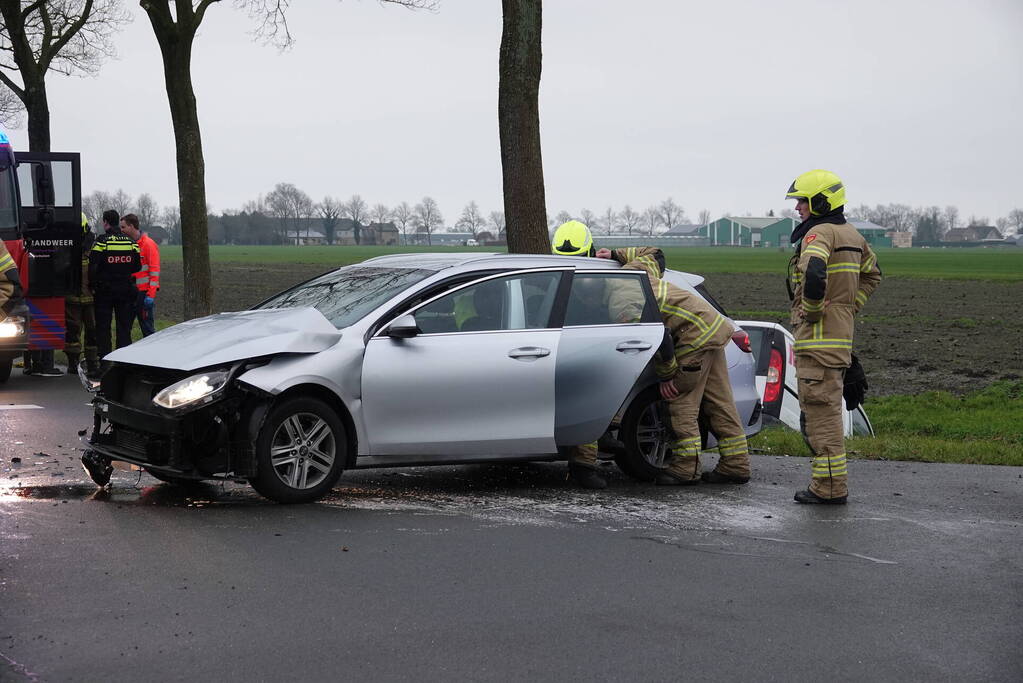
top-left (796, 355), bottom-right (848, 499)
top-left (569, 442), bottom-right (599, 467)
top-left (94, 286), bottom-right (136, 359)
top-left (65, 300), bottom-right (98, 362)
top-left (664, 347), bottom-right (750, 481)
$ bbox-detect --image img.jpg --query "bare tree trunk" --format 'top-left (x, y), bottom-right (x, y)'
top-left (23, 81), bottom-right (51, 152)
top-left (499, 0), bottom-right (549, 254)
top-left (144, 2), bottom-right (213, 320)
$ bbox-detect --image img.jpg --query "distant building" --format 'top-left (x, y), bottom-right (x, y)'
top-left (942, 226), bottom-right (1002, 243)
top-left (663, 224), bottom-right (705, 237)
top-left (849, 221), bottom-right (893, 248)
top-left (888, 231), bottom-right (913, 248)
top-left (703, 216), bottom-right (797, 247)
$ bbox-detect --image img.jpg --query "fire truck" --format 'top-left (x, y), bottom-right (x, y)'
top-left (0, 125), bottom-right (83, 382)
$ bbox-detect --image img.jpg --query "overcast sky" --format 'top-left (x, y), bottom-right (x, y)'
top-left (5, 0), bottom-right (1023, 224)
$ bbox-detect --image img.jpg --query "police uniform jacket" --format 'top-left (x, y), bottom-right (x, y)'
top-left (89, 230), bottom-right (141, 294)
top-left (788, 222), bottom-right (882, 368)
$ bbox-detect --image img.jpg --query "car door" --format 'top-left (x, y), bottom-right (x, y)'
top-left (362, 268), bottom-right (568, 456)
top-left (554, 269), bottom-right (664, 446)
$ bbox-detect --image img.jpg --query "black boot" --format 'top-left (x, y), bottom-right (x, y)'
top-left (66, 353), bottom-right (80, 375)
top-left (794, 488), bottom-right (847, 505)
top-left (35, 350), bottom-right (62, 377)
top-left (22, 352), bottom-right (35, 375)
top-left (568, 462), bottom-right (607, 490)
top-left (701, 470), bottom-right (750, 484)
top-left (82, 451), bottom-right (113, 487)
top-left (656, 471), bottom-right (701, 486)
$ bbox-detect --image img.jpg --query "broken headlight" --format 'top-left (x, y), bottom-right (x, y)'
top-left (153, 370), bottom-right (229, 410)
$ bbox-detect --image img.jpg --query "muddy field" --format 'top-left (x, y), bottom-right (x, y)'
top-left (155, 262), bottom-right (1023, 397)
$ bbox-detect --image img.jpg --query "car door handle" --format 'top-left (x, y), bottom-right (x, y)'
top-left (616, 340), bottom-right (652, 353)
top-left (508, 346), bottom-right (551, 360)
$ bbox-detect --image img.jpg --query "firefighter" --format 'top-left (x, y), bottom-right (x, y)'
top-left (551, 220), bottom-right (608, 488)
top-left (0, 238), bottom-right (25, 317)
top-left (64, 213), bottom-right (99, 375)
top-left (90, 209), bottom-right (140, 364)
top-left (598, 247), bottom-right (752, 485)
top-left (119, 213), bottom-right (160, 337)
top-left (785, 169), bottom-right (882, 504)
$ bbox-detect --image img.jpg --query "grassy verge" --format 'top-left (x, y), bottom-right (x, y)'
top-left (159, 245), bottom-right (1023, 281)
top-left (750, 381), bottom-right (1023, 466)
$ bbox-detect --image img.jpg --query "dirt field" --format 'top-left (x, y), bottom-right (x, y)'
top-left (155, 262), bottom-right (1023, 397)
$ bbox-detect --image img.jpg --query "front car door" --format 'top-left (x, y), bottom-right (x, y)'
top-left (554, 269), bottom-right (664, 446)
top-left (361, 268), bottom-right (568, 457)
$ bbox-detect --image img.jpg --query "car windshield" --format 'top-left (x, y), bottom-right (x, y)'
top-left (255, 265), bottom-right (434, 329)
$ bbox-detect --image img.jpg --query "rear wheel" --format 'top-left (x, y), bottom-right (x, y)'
top-left (615, 388), bottom-right (673, 481)
top-left (249, 396), bottom-right (346, 504)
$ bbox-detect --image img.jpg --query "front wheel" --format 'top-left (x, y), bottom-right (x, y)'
top-left (615, 388), bottom-right (674, 481)
top-left (249, 396), bottom-right (346, 504)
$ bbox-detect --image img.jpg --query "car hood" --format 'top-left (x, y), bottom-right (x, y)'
top-left (105, 307), bottom-right (343, 371)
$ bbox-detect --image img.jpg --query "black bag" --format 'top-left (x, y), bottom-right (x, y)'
top-left (843, 354), bottom-right (868, 411)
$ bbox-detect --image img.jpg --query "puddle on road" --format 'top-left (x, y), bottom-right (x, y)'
top-left (0, 463), bottom-right (793, 534)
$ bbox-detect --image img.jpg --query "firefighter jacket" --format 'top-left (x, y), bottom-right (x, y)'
top-left (66, 231), bottom-right (95, 305)
top-left (0, 239), bottom-right (24, 315)
top-left (788, 222), bottom-right (882, 368)
top-left (132, 232), bottom-right (160, 298)
top-left (89, 230), bottom-right (141, 294)
top-left (612, 247), bottom-right (733, 379)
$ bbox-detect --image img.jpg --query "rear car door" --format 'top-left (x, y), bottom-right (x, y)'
top-left (554, 269), bottom-right (664, 446)
top-left (362, 268), bottom-right (568, 456)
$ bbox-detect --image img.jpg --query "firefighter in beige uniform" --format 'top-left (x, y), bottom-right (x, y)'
top-left (785, 169), bottom-right (882, 504)
top-left (600, 247), bottom-right (751, 485)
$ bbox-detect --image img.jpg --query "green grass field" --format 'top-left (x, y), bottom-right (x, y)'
top-left (750, 381), bottom-right (1023, 467)
top-left (160, 245), bottom-right (1023, 281)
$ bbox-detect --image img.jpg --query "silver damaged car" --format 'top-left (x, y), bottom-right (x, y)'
top-left (82, 253), bottom-right (762, 502)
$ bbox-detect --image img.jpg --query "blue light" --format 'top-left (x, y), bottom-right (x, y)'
top-left (0, 125), bottom-right (8, 145)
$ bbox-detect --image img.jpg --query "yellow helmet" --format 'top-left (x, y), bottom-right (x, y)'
top-left (551, 220), bottom-right (594, 257)
top-left (81, 212), bottom-right (90, 232)
top-left (785, 169), bottom-right (846, 216)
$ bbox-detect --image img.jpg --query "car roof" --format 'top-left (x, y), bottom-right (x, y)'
top-left (358, 251), bottom-right (709, 289)
top-left (360, 252), bottom-right (620, 271)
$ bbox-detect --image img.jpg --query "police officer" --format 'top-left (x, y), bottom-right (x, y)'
top-left (599, 247), bottom-right (752, 485)
top-left (785, 170), bottom-right (882, 504)
top-left (90, 209), bottom-right (140, 364)
top-left (65, 213), bottom-right (99, 375)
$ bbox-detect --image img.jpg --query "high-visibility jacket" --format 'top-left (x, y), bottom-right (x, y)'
top-left (89, 230), bottom-right (141, 293)
top-left (0, 239), bottom-right (24, 314)
top-left (132, 233), bottom-right (160, 298)
top-left (788, 222), bottom-right (882, 368)
top-left (613, 247), bottom-right (733, 379)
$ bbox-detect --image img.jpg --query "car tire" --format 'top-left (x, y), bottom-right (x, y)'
top-left (0, 356), bottom-right (11, 383)
top-left (249, 396), bottom-right (346, 504)
top-left (615, 387), bottom-right (674, 481)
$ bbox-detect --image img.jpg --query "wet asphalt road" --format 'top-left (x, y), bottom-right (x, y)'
top-left (2, 373), bottom-right (1022, 682)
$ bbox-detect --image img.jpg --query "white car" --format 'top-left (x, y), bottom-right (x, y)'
top-left (736, 320), bottom-right (873, 437)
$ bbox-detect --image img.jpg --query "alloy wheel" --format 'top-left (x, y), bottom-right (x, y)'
top-left (635, 403), bottom-right (671, 468)
top-left (269, 412), bottom-right (337, 490)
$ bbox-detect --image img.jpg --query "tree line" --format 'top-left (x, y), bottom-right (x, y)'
top-left (846, 204), bottom-right (1023, 242)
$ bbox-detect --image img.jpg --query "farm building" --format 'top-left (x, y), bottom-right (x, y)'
top-left (703, 216), bottom-right (797, 247)
top-left (849, 221), bottom-right (893, 247)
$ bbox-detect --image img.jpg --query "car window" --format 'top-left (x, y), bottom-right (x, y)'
top-left (694, 283), bottom-right (729, 316)
top-left (414, 271), bottom-right (562, 334)
top-left (255, 265), bottom-right (434, 329)
top-left (565, 273), bottom-right (655, 326)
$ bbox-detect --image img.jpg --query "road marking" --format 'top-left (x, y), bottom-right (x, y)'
top-left (0, 405), bottom-right (43, 410)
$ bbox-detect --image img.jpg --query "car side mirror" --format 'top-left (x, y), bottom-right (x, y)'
top-left (386, 314), bottom-right (420, 339)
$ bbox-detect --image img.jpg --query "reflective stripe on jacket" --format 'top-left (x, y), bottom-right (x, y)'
top-left (89, 231), bottom-right (141, 291)
top-left (132, 233), bottom-right (161, 297)
top-left (613, 247), bottom-right (733, 379)
top-left (788, 222), bottom-right (882, 368)
top-left (0, 240), bottom-right (23, 313)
